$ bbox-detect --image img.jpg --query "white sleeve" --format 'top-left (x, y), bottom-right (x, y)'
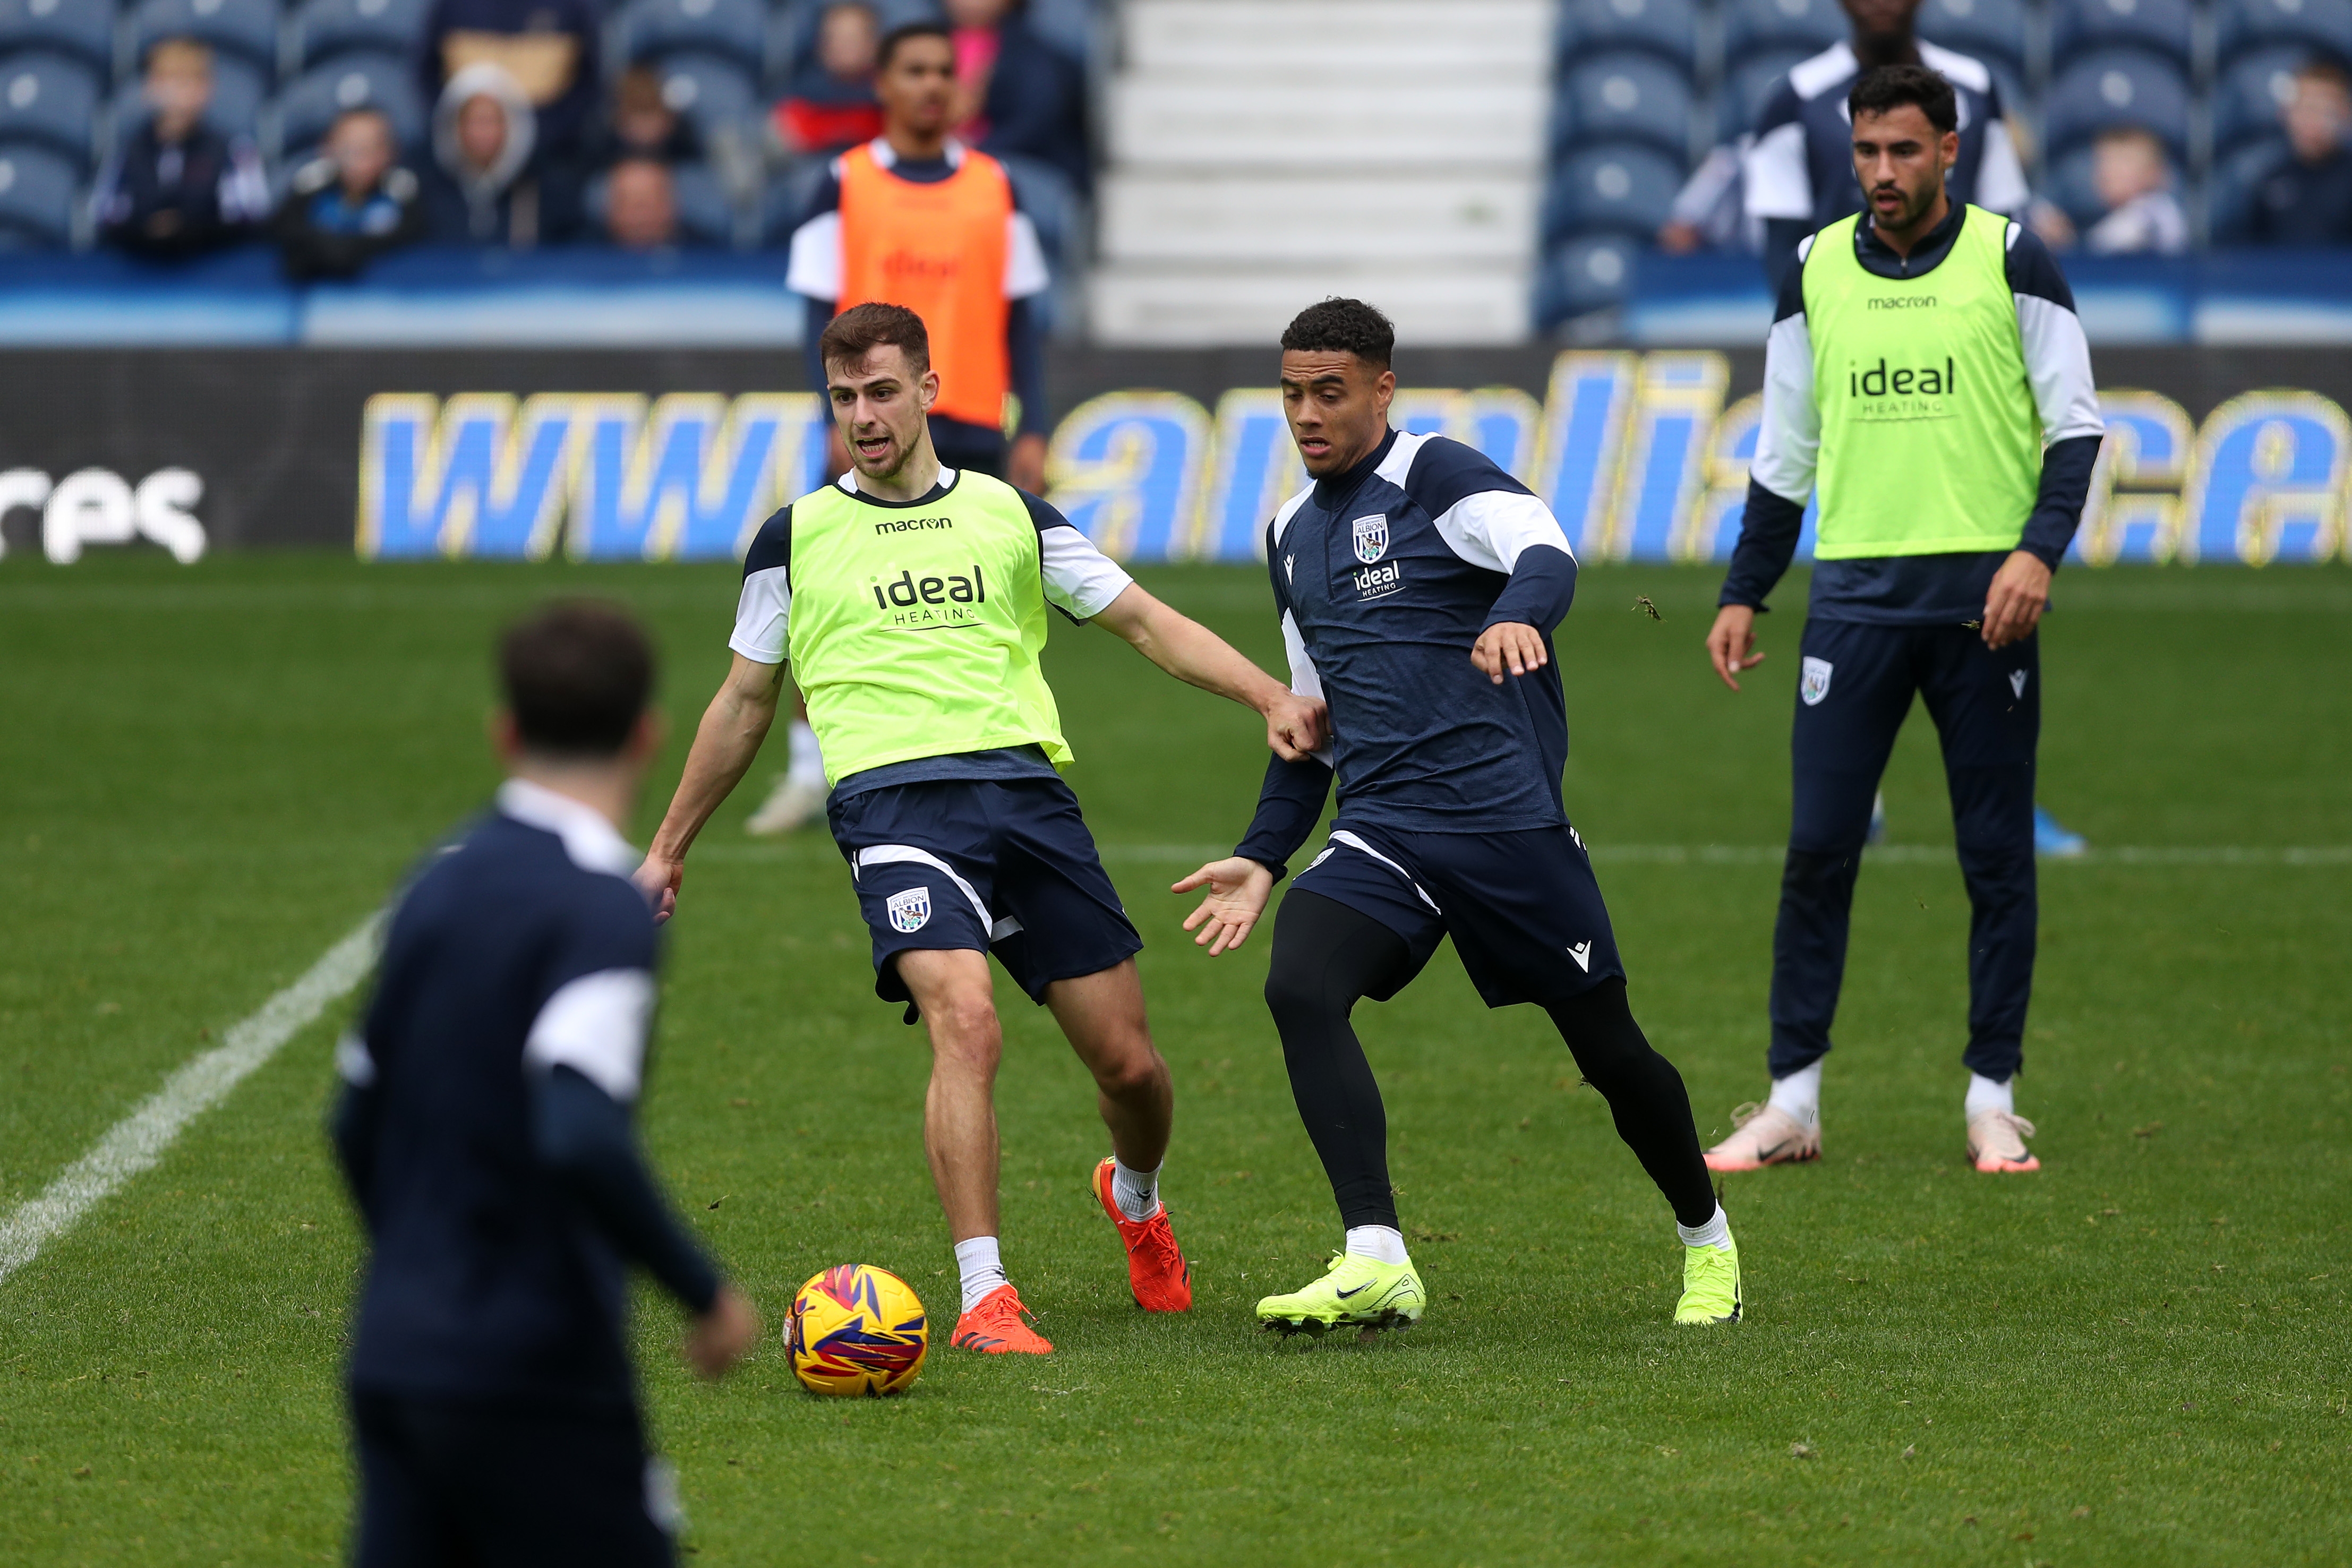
top-left (2014, 294), bottom-right (2106, 445)
top-left (1038, 524), bottom-right (1134, 620)
top-left (1005, 211), bottom-right (1051, 299)
top-left (1279, 610), bottom-right (1335, 767)
top-left (1742, 121), bottom-right (1813, 221)
top-left (1430, 489), bottom-right (1577, 573)
top-left (784, 211), bottom-right (844, 300)
top-left (1750, 301), bottom-right (1820, 504)
top-left (524, 968), bottom-right (656, 1103)
top-left (1974, 118), bottom-right (2032, 216)
top-left (728, 564), bottom-right (790, 663)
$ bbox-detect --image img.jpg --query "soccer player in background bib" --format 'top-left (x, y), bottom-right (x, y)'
top-left (637, 303), bottom-right (1327, 1356)
top-left (1702, 66), bottom-right (2105, 1178)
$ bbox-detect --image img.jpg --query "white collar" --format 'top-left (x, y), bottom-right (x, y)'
top-left (867, 136), bottom-right (966, 171)
top-left (839, 467), bottom-right (957, 496)
top-left (497, 778), bottom-right (639, 877)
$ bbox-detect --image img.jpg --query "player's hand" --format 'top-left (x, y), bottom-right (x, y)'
top-left (1007, 432), bottom-right (1048, 493)
top-left (1706, 604), bottom-right (1766, 690)
top-left (634, 852), bottom-right (683, 924)
top-left (1172, 857), bottom-right (1275, 956)
top-left (1980, 550), bottom-right (2052, 650)
top-left (1470, 621), bottom-right (1548, 684)
top-left (682, 1284), bottom-right (759, 1380)
top-left (1262, 690), bottom-right (1328, 760)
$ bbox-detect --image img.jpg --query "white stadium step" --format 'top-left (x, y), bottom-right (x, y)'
top-left (1108, 80), bottom-right (1547, 172)
top-left (1123, 0), bottom-right (1553, 78)
top-left (1099, 174), bottom-right (1535, 264)
top-left (1090, 264), bottom-right (1533, 346)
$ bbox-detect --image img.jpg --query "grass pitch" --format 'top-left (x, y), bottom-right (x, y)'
top-left (2, 554), bottom-right (2347, 1566)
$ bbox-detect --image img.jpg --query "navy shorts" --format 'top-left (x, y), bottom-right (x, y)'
top-left (1286, 820), bottom-right (1626, 1009)
top-left (827, 776), bottom-right (1142, 1017)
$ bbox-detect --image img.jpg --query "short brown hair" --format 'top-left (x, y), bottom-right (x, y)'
top-left (146, 37), bottom-right (213, 74)
top-left (615, 63), bottom-right (665, 116)
top-left (499, 600), bottom-right (656, 757)
top-left (818, 301), bottom-right (930, 378)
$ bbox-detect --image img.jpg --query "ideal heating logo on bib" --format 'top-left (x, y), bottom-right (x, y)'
top-left (868, 564), bottom-right (988, 630)
top-left (1846, 356), bottom-right (1957, 422)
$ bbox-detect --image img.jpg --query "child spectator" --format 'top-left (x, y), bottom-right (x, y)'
top-left (2077, 127), bottom-right (2188, 254)
top-left (92, 39), bottom-right (269, 259)
top-left (274, 108), bottom-right (426, 279)
top-left (421, 63), bottom-right (581, 246)
top-left (774, 2), bottom-right (883, 158)
top-left (594, 64), bottom-right (702, 168)
top-left (603, 156), bottom-right (681, 249)
top-left (944, 0), bottom-right (1088, 193)
top-left (2246, 62), bottom-right (2352, 244)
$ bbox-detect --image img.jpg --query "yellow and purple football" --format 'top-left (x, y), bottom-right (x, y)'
top-left (784, 1264), bottom-right (928, 1397)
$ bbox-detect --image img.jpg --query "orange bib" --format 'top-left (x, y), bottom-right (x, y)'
top-left (836, 144), bottom-right (1013, 432)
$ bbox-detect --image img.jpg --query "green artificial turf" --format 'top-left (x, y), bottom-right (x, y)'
top-left (1, 553), bottom-right (2347, 1566)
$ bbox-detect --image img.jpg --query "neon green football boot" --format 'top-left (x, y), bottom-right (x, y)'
top-left (1674, 1234), bottom-right (1743, 1325)
top-left (1256, 1252), bottom-right (1426, 1334)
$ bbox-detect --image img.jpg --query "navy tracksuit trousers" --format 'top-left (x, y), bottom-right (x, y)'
top-left (1769, 618), bottom-right (2039, 1082)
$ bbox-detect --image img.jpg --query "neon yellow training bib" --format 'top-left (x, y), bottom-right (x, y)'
top-left (1803, 204), bottom-right (2044, 560)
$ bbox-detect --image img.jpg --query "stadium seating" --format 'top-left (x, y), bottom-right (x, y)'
top-left (583, 157), bottom-right (735, 245)
top-left (2216, 0), bottom-right (2352, 66)
top-left (1720, 47), bottom-right (1807, 135)
top-left (127, 0), bottom-right (280, 81)
top-left (2205, 134), bottom-right (2289, 238)
top-left (2051, 0), bottom-right (2196, 70)
top-left (1554, 0), bottom-right (1700, 75)
top-left (766, 0), bottom-right (939, 91)
top-left (1545, 140), bottom-right (1683, 240)
top-left (1554, 49), bottom-right (1695, 159)
top-left (2043, 48), bottom-right (2193, 159)
top-left (108, 44), bottom-right (262, 138)
top-left (0, 0), bottom-right (114, 81)
top-left (996, 146), bottom-right (1075, 264)
top-left (0, 138), bottom-right (76, 245)
top-left (287, 0), bottom-right (430, 73)
top-left (1917, 0), bottom-right (2028, 75)
top-left (2212, 46), bottom-right (2308, 154)
top-left (1539, 229), bottom-right (1641, 316)
top-left (2039, 143), bottom-right (2105, 227)
top-left (645, 49), bottom-right (756, 139)
top-left (0, 49), bottom-right (99, 167)
top-left (615, 0), bottom-right (765, 76)
top-left (272, 52), bottom-right (422, 158)
top-left (1723, 0), bottom-right (1846, 59)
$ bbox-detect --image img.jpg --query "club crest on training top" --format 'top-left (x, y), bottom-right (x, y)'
top-left (886, 887), bottom-right (932, 933)
top-left (1352, 513), bottom-right (1389, 564)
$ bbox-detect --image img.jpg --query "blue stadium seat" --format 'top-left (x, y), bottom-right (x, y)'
top-left (768, 0), bottom-right (938, 90)
top-left (2206, 135), bottom-right (2290, 239)
top-left (1720, 47), bottom-right (1807, 138)
top-left (758, 156), bottom-right (825, 245)
top-left (272, 52), bottom-right (421, 157)
top-left (2218, 0), bottom-right (2352, 66)
top-left (1555, 50), bottom-right (1694, 160)
top-left (1537, 233), bottom-right (1641, 325)
top-left (2051, 0), bottom-right (2194, 71)
top-left (2213, 47), bottom-right (2310, 155)
top-left (0, 49), bottom-right (98, 166)
top-left (585, 156), bottom-right (735, 245)
top-left (288, 0), bottom-right (427, 71)
top-left (615, 0), bottom-right (764, 74)
top-left (0, 0), bottom-right (114, 81)
top-left (0, 138), bottom-right (76, 244)
top-left (2043, 49), bottom-right (2190, 159)
top-left (1544, 140), bottom-right (1683, 241)
top-left (128, 0), bottom-right (279, 80)
top-left (109, 44), bottom-right (260, 136)
top-left (2040, 143), bottom-right (2104, 228)
top-left (1554, 0), bottom-right (1699, 75)
top-left (1025, 0), bottom-right (1095, 65)
top-left (995, 147), bottom-right (1072, 266)
top-left (1917, 0), bottom-right (2028, 74)
top-left (1724, 0), bottom-right (1847, 60)
top-left (647, 50), bottom-right (756, 137)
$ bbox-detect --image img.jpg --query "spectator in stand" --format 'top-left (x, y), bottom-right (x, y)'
top-left (1659, 138), bottom-right (1761, 254)
top-left (92, 39), bottom-right (270, 260)
top-left (2031, 127), bottom-right (2187, 254)
top-left (2246, 62), bottom-right (2352, 244)
top-left (945, 0), bottom-right (1089, 193)
top-left (593, 64), bottom-right (702, 169)
top-left (604, 157), bottom-right (681, 249)
top-left (274, 108), bottom-right (427, 279)
top-left (774, 2), bottom-right (884, 158)
top-left (422, 63), bottom-right (581, 246)
top-left (418, 0), bottom-right (600, 160)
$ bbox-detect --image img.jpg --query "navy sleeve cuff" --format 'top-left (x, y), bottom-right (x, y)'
top-left (1718, 479), bottom-right (1808, 609)
top-left (1234, 752), bottom-right (1334, 882)
top-left (1479, 543), bottom-right (1578, 637)
top-left (2020, 434), bottom-right (2102, 570)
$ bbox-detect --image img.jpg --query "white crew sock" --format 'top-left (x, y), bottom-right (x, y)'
top-left (1677, 1203), bottom-right (1734, 1252)
top-left (1110, 1157), bottom-right (1161, 1221)
top-left (1345, 1224), bottom-right (1409, 1266)
top-left (785, 719), bottom-right (824, 789)
top-left (953, 1236), bottom-right (1007, 1314)
top-left (1767, 1060), bottom-right (1823, 1127)
top-left (1964, 1072), bottom-right (2014, 1120)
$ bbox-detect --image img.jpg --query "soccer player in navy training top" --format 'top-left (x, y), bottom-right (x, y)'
top-left (1173, 298), bottom-right (1746, 1332)
top-left (332, 602), bottom-right (759, 1568)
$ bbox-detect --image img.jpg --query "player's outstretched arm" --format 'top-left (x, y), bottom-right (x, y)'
top-left (635, 654), bottom-right (789, 921)
top-left (1172, 856), bottom-right (1277, 956)
top-left (1091, 583), bottom-right (1327, 760)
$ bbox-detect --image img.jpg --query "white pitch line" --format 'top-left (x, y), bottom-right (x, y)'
top-left (0, 914), bottom-right (381, 1288)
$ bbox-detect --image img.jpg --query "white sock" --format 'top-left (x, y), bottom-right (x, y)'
top-left (1110, 1157), bottom-right (1160, 1221)
top-left (1965, 1072), bottom-right (2014, 1120)
top-left (1344, 1224), bottom-right (1409, 1266)
top-left (786, 719), bottom-right (824, 789)
top-left (953, 1236), bottom-right (1007, 1314)
top-left (1767, 1060), bottom-right (1822, 1127)
top-left (1678, 1203), bottom-right (1734, 1252)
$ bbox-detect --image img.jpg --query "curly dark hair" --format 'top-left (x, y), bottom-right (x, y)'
top-left (1848, 64), bottom-right (1957, 134)
top-left (1279, 297), bottom-right (1395, 367)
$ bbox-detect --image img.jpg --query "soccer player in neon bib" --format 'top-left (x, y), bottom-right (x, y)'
top-left (638, 302), bottom-right (1327, 1355)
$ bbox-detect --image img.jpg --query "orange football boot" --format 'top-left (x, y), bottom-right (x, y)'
top-left (950, 1283), bottom-right (1053, 1355)
top-left (1092, 1158), bottom-right (1193, 1312)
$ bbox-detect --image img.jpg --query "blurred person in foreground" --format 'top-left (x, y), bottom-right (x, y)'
top-left (2029, 126), bottom-right (2187, 254)
top-left (422, 63), bottom-right (581, 247)
top-left (944, 0), bottom-right (1090, 195)
top-left (418, 0), bottom-right (599, 161)
top-left (334, 600), bottom-right (758, 1568)
top-left (2245, 61), bottom-right (2352, 244)
top-left (760, 20), bottom-right (1058, 835)
top-left (604, 157), bottom-right (681, 250)
top-left (773, 1), bottom-right (884, 159)
top-left (1701, 66), bottom-right (2103, 1178)
top-left (637, 303), bottom-right (1325, 1355)
top-left (275, 107), bottom-right (427, 280)
top-left (594, 64), bottom-right (702, 169)
top-left (92, 39), bottom-right (269, 260)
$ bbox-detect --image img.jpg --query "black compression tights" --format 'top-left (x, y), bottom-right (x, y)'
top-left (1263, 889), bottom-right (1718, 1231)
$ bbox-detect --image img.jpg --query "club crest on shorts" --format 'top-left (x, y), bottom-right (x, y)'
top-left (1800, 656), bottom-right (1834, 707)
top-left (1351, 513), bottom-right (1389, 564)
top-left (885, 886), bottom-right (932, 933)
